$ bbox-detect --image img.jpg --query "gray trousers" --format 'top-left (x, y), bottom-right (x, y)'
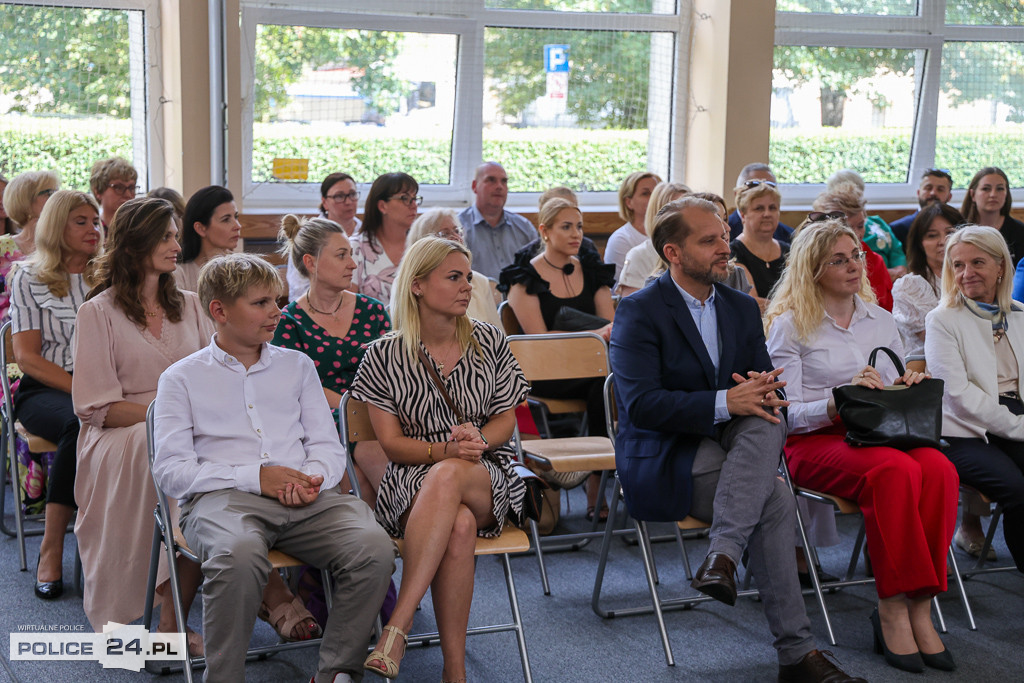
top-left (689, 415), bottom-right (815, 666)
top-left (180, 488), bottom-right (396, 683)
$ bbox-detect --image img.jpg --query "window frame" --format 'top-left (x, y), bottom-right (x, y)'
top-left (774, 1), bottom-right (1023, 209)
top-left (237, 0), bottom-right (690, 214)
top-left (1, 0), bottom-right (163, 191)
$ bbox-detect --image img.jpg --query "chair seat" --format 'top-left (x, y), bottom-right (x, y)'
top-left (521, 436), bottom-right (615, 471)
top-left (794, 487), bottom-right (860, 515)
top-left (528, 395), bottom-right (587, 415)
top-left (394, 525), bottom-right (530, 557)
top-left (15, 421), bottom-right (58, 453)
top-left (677, 516), bottom-right (710, 531)
top-left (172, 527), bottom-right (305, 569)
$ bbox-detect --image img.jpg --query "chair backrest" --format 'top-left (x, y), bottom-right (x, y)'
top-left (507, 332), bottom-right (609, 382)
top-left (0, 321), bottom-right (16, 448)
top-left (338, 393), bottom-right (376, 500)
top-left (497, 300), bottom-right (522, 336)
top-left (603, 374), bottom-right (617, 438)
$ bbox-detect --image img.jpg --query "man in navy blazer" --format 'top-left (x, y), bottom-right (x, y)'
top-left (609, 196), bottom-right (864, 683)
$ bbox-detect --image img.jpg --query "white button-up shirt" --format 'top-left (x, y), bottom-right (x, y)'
top-left (766, 297), bottom-right (904, 434)
top-left (153, 336), bottom-right (345, 502)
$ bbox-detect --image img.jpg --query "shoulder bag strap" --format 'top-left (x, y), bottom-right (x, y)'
top-left (417, 347), bottom-right (467, 423)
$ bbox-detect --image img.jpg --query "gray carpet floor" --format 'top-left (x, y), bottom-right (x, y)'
top-left (1, 483), bottom-right (1022, 682)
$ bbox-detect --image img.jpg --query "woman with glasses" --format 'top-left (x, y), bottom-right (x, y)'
top-left (174, 185), bottom-right (242, 292)
top-left (349, 172), bottom-right (420, 308)
top-left (766, 219), bottom-right (959, 674)
top-left (406, 208), bottom-right (500, 327)
top-left (1, 171), bottom-right (60, 320)
top-left (89, 157), bottom-right (138, 229)
top-left (731, 180), bottom-right (788, 308)
top-left (287, 173), bottom-right (364, 302)
top-left (961, 167), bottom-right (1024, 269)
top-left (810, 182), bottom-right (894, 311)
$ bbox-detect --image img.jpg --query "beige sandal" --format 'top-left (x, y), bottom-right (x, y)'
top-left (258, 597), bottom-right (322, 642)
top-left (363, 624), bottom-right (408, 679)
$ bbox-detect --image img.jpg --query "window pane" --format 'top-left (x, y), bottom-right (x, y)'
top-left (483, 27), bottom-right (672, 192)
top-left (934, 42), bottom-right (1024, 188)
top-left (252, 26), bottom-right (457, 185)
top-left (946, 2), bottom-right (1024, 26)
top-left (0, 4), bottom-right (140, 190)
top-left (770, 46), bottom-right (918, 184)
top-left (486, 0), bottom-right (673, 13)
top-left (777, 0), bottom-right (915, 16)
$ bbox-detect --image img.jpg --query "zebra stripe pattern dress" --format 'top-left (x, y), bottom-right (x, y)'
top-left (350, 321), bottom-right (529, 538)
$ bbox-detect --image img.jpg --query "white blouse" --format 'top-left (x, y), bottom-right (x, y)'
top-left (617, 240), bottom-right (660, 294)
top-left (891, 272), bottom-right (939, 358)
top-left (766, 297), bottom-right (904, 434)
top-left (9, 264), bottom-right (90, 372)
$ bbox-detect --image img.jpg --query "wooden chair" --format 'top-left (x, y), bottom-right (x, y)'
top-left (590, 374), bottom-right (757, 667)
top-left (506, 332), bottom-right (616, 594)
top-left (0, 319), bottom-right (64, 572)
top-left (142, 403), bottom-right (330, 681)
top-left (339, 393), bottom-right (534, 682)
top-left (497, 300), bottom-right (521, 336)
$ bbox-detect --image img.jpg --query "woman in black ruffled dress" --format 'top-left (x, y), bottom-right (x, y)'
top-left (498, 197), bottom-right (616, 519)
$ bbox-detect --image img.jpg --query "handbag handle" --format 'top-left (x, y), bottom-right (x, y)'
top-left (867, 346), bottom-right (906, 379)
top-left (417, 347), bottom-right (468, 423)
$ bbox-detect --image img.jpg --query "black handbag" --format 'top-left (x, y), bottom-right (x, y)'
top-left (552, 306), bottom-right (609, 332)
top-left (831, 346), bottom-right (944, 449)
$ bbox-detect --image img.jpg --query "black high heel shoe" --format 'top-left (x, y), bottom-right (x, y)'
top-left (870, 608), bottom-right (923, 673)
top-left (920, 646), bottom-right (956, 671)
top-left (34, 556), bottom-right (63, 600)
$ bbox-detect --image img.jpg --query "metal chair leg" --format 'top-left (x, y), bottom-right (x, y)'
top-left (947, 545), bottom-right (977, 630)
top-left (636, 520), bottom-right (674, 666)
top-left (502, 553), bottom-right (533, 683)
top-left (528, 517), bottom-right (550, 596)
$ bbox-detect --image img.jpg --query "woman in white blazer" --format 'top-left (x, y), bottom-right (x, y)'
top-left (925, 224), bottom-right (1024, 572)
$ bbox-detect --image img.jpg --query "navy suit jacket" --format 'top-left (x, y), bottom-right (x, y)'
top-left (608, 271), bottom-right (776, 522)
top-left (889, 210), bottom-right (919, 249)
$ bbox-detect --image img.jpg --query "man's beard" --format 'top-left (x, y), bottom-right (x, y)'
top-left (680, 258), bottom-right (728, 286)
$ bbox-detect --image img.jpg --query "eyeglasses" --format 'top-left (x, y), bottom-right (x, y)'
top-left (434, 227), bottom-right (464, 240)
top-left (807, 211), bottom-right (846, 223)
top-left (825, 251), bottom-right (867, 269)
top-left (326, 191), bottom-right (359, 203)
top-left (390, 194), bottom-right (423, 207)
top-left (743, 180), bottom-right (777, 189)
top-left (108, 183), bottom-right (140, 196)
top-left (36, 188), bottom-right (57, 198)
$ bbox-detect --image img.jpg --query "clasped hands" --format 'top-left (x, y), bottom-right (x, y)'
top-left (726, 367), bottom-right (790, 424)
top-left (259, 466), bottom-right (323, 507)
top-left (445, 422), bottom-right (488, 463)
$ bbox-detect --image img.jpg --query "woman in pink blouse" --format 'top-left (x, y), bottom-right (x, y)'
top-left (73, 197), bottom-right (319, 646)
top-left (765, 219), bottom-right (959, 674)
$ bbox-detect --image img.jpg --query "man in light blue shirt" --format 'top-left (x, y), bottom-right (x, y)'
top-left (459, 162), bottom-right (537, 280)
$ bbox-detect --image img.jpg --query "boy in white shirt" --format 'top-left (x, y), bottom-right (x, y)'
top-left (153, 253), bottom-right (395, 683)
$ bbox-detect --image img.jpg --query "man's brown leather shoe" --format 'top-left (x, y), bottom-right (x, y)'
top-left (778, 649), bottom-right (867, 683)
top-left (690, 551), bottom-right (737, 606)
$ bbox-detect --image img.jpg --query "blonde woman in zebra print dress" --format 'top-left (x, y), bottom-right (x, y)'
top-left (351, 237), bottom-right (528, 682)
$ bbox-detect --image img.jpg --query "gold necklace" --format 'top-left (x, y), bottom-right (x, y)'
top-left (429, 338), bottom-right (460, 372)
top-left (306, 290), bottom-right (344, 316)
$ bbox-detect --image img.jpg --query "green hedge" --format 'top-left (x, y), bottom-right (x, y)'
top-left (2, 124), bottom-right (1020, 192)
top-left (769, 129), bottom-right (1024, 186)
top-left (0, 129), bottom-right (133, 190)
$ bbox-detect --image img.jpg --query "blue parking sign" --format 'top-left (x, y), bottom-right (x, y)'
top-left (544, 44), bottom-right (570, 73)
